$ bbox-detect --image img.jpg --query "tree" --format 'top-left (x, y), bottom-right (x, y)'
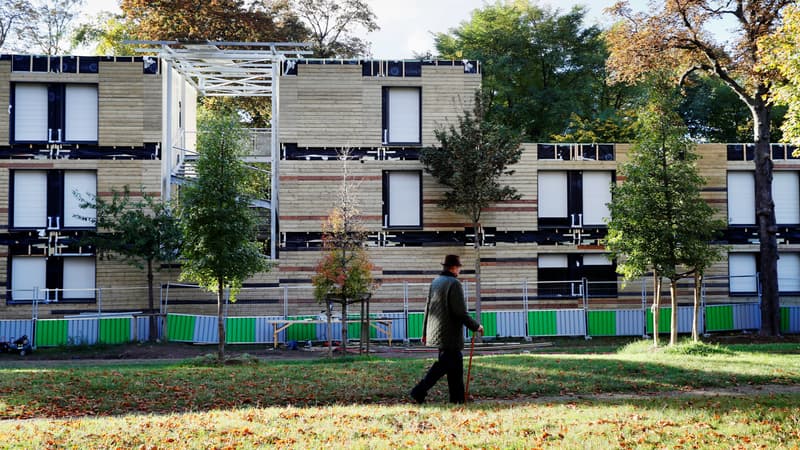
top-left (292, 0), bottom-right (378, 58)
top-left (435, 1), bottom-right (631, 142)
top-left (120, 0), bottom-right (308, 43)
top-left (72, 12), bottom-right (137, 56)
top-left (420, 90), bottom-right (523, 328)
top-left (76, 188), bottom-right (182, 341)
top-left (606, 0), bottom-right (792, 337)
top-left (606, 79), bottom-right (724, 346)
top-left (179, 108), bottom-right (270, 362)
top-left (311, 151), bottom-right (376, 355)
top-left (763, 5), bottom-right (800, 145)
top-left (14, 0), bottom-right (83, 55)
top-left (0, 0), bottom-right (32, 50)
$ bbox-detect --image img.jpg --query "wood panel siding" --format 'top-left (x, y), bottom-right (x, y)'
top-left (279, 64), bottom-right (479, 148)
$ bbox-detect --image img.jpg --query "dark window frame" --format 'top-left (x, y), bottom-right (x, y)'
top-left (381, 86), bottom-right (422, 146)
top-left (382, 170), bottom-right (423, 229)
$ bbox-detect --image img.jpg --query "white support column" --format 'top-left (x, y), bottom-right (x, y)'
top-left (163, 61), bottom-right (173, 202)
top-left (270, 60), bottom-right (280, 260)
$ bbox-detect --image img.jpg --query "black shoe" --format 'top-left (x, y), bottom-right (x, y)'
top-left (409, 388), bottom-right (425, 404)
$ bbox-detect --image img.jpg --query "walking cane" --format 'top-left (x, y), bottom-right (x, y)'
top-left (464, 331), bottom-right (477, 404)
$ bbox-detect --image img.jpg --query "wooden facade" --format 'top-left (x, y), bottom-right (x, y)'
top-left (0, 55), bottom-right (194, 320)
top-left (2, 55), bottom-right (798, 323)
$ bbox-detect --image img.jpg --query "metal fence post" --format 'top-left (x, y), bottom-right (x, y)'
top-left (403, 281), bottom-right (409, 345)
top-left (701, 275), bottom-right (707, 336)
top-left (97, 288), bottom-right (102, 315)
top-left (523, 278), bottom-right (531, 340)
top-left (582, 277), bottom-right (589, 340)
top-left (283, 286), bottom-right (289, 318)
top-left (642, 276), bottom-right (648, 338)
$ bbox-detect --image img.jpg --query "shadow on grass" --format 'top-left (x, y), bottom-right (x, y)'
top-left (2, 342), bottom-right (800, 419)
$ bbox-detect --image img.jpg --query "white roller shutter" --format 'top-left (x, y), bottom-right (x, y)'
top-left (773, 171), bottom-right (800, 224)
top-left (13, 171), bottom-right (47, 228)
top-left (387, 88), bottom-right (420, 144)
top-left (11, 256), bottom-right (46, 301)
top-left (387, 171), bottom-right (421, 227)
top-left (64, 171), bottom-right (96, 227)
top-left (778, 253), bottom-right (800, 293)
top-left (65, 85), bottom-right (98, 142)
top-left (62, 257), bottom-right (95, 299)
top-left (729, 253), bottom-right (757, 293)
top-left (538, 171), bottom-right (568, 218)
top-left (727, 172), bottom-right (755, 225)
top-left (14, 84), bottom-right (48, 142)
top-left (538, 254), bottom-right (568, 268)
top-left (583, 254), bottom-right (613, 266)
top-left (582, 171), bottom-right (613, 225)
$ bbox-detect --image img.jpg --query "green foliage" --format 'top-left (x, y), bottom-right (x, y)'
top-left (293, 0), bottom-right (379, 58)
top-left (762, 5), bottom-right (800, 145)
top-left (420, 90), bottom-right (523, 225)
top-left (178, 108), bottom-right (270, 301)
top-left (663, 340), bottom-right (735, 357)
top-left (77, 187), bottom-right (181, 270)
top-left (435, 1), bottom-right (631, 142)
top-left (606, 78), bottom-right (725, 281)
top-left (72, 12), bottom-right (137, 56)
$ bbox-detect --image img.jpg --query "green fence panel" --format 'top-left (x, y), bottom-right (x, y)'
top-left (226, 317), bottom-right (256, 343)
top-left (347, 315), bottom-right (379, 340)
top-left (705, 305), bottom-right (734, 332)
top-left (99, 318), bottom-right (131, 344)
top-left (286, 316), bottom-right (317, 341)
top-left (645, 308), bottom-right (672, 334)
top-left (167, 314), bottom-right (196, 342)
top-left (408, 313), bottom-right (425, 339)
top-left (781, 307), bottom-right (790, 333)
top-left (469, 312), bottom-right (497, 337)
top-left (588, 311), bottom-right (616, 336)
top-left (35, 320), bottom-right (68, 347)
top-left (528, 310), bottom-right (557, 336)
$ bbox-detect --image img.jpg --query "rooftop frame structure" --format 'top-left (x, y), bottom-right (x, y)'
top-left (131, 40), bottom-right (312, 259)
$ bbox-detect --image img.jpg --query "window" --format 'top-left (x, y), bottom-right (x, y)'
top-left (382, 87), bottom-right (421, 145)
top-left (538, 171), bottom-right (613, 228)
top-left (11, 170), bottom-right (96, 230)
top-left (383, 171), bottom-right (422, 228)
top-left (728, 253), bottom-right (757, 294)
top-left (537, 253), bottom-right (617, 298)
top-left (9, 255), bottom-right (95, 302)
top-left (778, 252), bottom-right (800, 294)
top-left (728, 252), bottom-right (800, 294)
top-left (773, 171), bottom-right (800, 224)
top-left (728, 171), bottom-right (800, 225)
top-left (727, 172), bottom-right (755, 225)
top-left (12, 83), bottom-right (98, 144)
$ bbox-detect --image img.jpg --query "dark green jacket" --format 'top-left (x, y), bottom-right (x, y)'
top-left (422, 271), bottom-right (481, 350)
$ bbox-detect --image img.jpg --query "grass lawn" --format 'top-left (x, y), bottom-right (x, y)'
top-left (1, 340), bottom-right (799, 448)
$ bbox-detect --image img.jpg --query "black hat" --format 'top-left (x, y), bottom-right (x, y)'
top-left (442, 254), bottom-right (462, 268)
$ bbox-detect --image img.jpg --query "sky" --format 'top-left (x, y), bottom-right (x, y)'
top-left (83, 0), bottom-right (657, 58)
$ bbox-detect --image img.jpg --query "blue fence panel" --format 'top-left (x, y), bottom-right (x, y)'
top-left (495, 311), bottom-right (526, 338)
top-left (194, 315), bottom-right (218, 344)
top-left (733, 303), bottom-right (760, 330)
top-left (556, 309), bottom-right (585, 336)
top-left (616, 309), bottom-right (645, 336)
top-left (256, 316), bottom-right (284, 343)
top-left (0, 320), bottom-right (34, 342)
top-left (68, 318), bottom-right (98, 345)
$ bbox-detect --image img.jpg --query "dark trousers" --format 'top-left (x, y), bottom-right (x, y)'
top-left (412, 349), bottom-right (465, 403)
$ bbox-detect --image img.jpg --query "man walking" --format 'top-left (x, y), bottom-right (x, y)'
top-left (410, 254), bottom-right (483, 404)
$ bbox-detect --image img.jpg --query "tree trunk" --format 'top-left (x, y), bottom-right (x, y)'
top-left (752, 100), bottom-right (781, 336)
top-left (669, 279), bottom-right (678, 346)
top-left (653, 273), bottom-right (661, 347)
top-left (692, 273), bottom-right (701, 342)
top-left (217, 278), bottom-right (225, 363)
top-left (147, 259), bottom-right (157, 341)
top-left (473, 221), bottom-right (482, 342)
top-left (327, 300), bottom-right (333, 358)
